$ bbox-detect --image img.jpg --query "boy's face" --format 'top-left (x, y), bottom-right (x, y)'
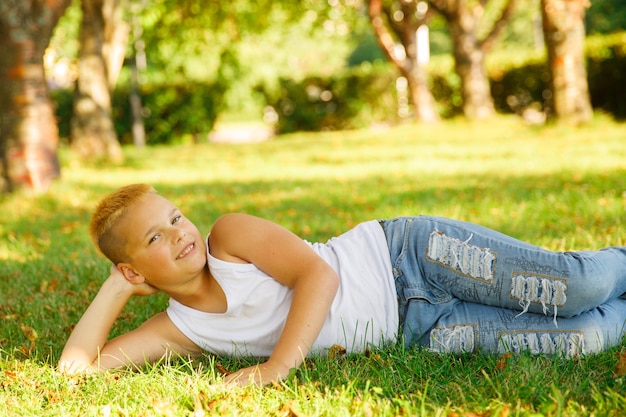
top-left (115, 193), bottom-right (208, 291)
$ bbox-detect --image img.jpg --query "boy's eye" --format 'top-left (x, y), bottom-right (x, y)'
top-left (172, 215), bottom-right (182, 224)
top-left (149, 234), bottom-right (160, 244)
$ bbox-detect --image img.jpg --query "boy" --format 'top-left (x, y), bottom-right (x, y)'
top-left (59, 184), bottom-right (626, 386)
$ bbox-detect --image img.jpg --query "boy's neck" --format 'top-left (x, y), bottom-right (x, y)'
top-left (169, 269), bottom-right (227, 314)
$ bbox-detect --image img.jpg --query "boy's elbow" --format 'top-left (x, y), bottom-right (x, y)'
top-left (58, 345), bottom-right (105, 375)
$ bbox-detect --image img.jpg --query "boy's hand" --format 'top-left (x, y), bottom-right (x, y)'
top-left (108, 265), bottom-right (158, 297)
top-left (223, 360), bottom-right (290, 387)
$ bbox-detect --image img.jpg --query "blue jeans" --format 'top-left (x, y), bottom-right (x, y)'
top-left (380, 216), bottom-right (626, 356)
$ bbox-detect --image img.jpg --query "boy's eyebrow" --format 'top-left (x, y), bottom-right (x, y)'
top-left (142, 207), bottom-right (179, 240)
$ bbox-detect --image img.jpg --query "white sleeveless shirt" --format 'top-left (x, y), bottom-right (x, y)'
top-left (166, 220), bottom-right (398, 357)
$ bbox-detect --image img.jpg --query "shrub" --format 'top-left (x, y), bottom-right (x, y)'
top-left (52, 81), bottom-right (225, 145)
top-left (50, 88), bottom-right (73, 142)
top-left (113, 82), bottom-right (225, 144)
top-left (489, 59), bottom-right (550, 115)
top-left (52, 33), bottom-right (626, 142)
top-left (256, 62), bottom-right (402, 134)
top-left (486, 32), bottom-right (626, 118)
top-left (259, 32), bottom-right (626, 130)
top-left (586, 32), bottom-right (626, 119)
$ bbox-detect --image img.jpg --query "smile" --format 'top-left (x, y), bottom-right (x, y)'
top-left (177, 243), bottom-right (195, 259)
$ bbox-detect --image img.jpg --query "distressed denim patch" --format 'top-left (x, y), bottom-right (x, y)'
top-left (427, 231), bottom-right (496, 284)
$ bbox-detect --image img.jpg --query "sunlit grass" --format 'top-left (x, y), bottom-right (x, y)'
top-left (1, 114), bottom-right (626, 415)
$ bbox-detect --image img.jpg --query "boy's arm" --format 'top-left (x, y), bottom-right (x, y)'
top-left (209, 213), bottom-right (340, 386)
top-left (58, 266), bottom-right (200, 373)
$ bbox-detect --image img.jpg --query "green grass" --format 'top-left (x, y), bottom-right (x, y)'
top-left (1, 114), bottom-right (626, 416)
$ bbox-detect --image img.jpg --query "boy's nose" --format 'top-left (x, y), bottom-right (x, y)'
top-left (172, 228), bottom-right (186, 241)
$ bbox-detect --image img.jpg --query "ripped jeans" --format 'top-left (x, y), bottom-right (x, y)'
top-left (380, 216), bottom-right (626, 356)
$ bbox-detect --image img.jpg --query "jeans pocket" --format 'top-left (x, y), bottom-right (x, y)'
top-left (400, 286), bottom-right (456, 347)
top-left (403, 285), bottom-right (452, 305)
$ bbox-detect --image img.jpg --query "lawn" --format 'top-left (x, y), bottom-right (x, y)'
top-left (1, 115), bottom-right (626, 416)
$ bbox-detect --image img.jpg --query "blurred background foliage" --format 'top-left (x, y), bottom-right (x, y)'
top-left (48, 0), bottom-right (626, 143)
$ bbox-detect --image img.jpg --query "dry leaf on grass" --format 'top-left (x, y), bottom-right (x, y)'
top-left (278, 400), bottom-right (306, 417)
top-left (615, 350), bottom-right (626, 376)
top-left (328, 344), bottom-right (347, 359)
top-left (215, 363), bottom-right (231, 376)
top-left (19, 324), bottom-right (38, 342)
top-left (495, 353), bottom-right (512, 371)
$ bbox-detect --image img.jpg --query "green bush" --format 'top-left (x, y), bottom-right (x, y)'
top-left (52, 33), bottom-right (626, 142)
top-left (486, 32), bottom-right (626, 118)
top-left (256, 62), bottom-right (401, 134)
top-left (259, 32), bottom-right (626, 130)
top-left (113, 82), bottom-right (225, 144)
top-left (52, 81), bottom-right (224, 145)
top-left (50, 88), bottom-right (73, 142)
top-left (429, 64), bottom-right (464, 118)
top-left (586, 32), bottom-right (626, 119)
top-left (489, 59), bottom-right (550, 115)
top-left (258, 76), bottom-right (346, 133)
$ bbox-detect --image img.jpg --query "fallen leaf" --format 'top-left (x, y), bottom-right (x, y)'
top-left (215, 363), bottom-right (231, 376)
top-left (278, 400), bottom-right (305, 417)
top-left (19, 323), bottom-right (38, 342)
top-left (495, 353), bottom-right (512, 371)
top-left (499, 404), bottom-right (511, 417)
top-left (328, 344), bottom-right (346, 360)
top-left (39, 279), bottom-right (59, 293)
top-left (615, 350), bottom-right (626, 375)
top-left (18, 345), bottom-right (32, 356)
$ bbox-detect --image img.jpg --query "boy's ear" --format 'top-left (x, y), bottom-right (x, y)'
top-left (116, 263), bottom-right (146, 285)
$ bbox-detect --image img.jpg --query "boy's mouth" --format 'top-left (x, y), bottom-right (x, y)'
top-left (177, 242), bottom-right (195, 259)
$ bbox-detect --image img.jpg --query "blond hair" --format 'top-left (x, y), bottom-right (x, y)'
top-left (89, 184), bottom-right (156, 264)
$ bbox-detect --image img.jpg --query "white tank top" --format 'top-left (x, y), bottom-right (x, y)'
top-left (166, 220), bottom-right (398, 357)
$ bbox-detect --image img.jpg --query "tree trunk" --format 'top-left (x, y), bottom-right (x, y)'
top-left (541, 0), bottom-right (593, 124)
top-left (447, 17), bottom-right (495, 120)
top-left (407, 63), bottom-right (440, 123)
top-left (0, 0), bottom-right (70, 193)
top-left (102, 0), bottom-right (129, 88)
top-left (70, 0), bottom-right (124, 162)
top-left (368, 0), bottom-right (439, 123)
top-left (429, 0), bottom-right (517, 120)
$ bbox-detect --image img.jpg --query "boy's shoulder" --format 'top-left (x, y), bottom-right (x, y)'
top-left (208, 213), bottom-right (253, 264)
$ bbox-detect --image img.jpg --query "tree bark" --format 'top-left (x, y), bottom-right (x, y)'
top-left (70, 0), bottom-right (124, 162)
top-left (368, 0), bottom-right (439, 123)
top-left (102, 0), bottom-right (128, 88)
top-left (0, 0), bottom-right (70, 193)
top-left (446, 7), bottom-right (495, 120)
top-left (541, 0), bottom-right (593, 124)
top-left (429, 0), bottom-right (517, 120)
